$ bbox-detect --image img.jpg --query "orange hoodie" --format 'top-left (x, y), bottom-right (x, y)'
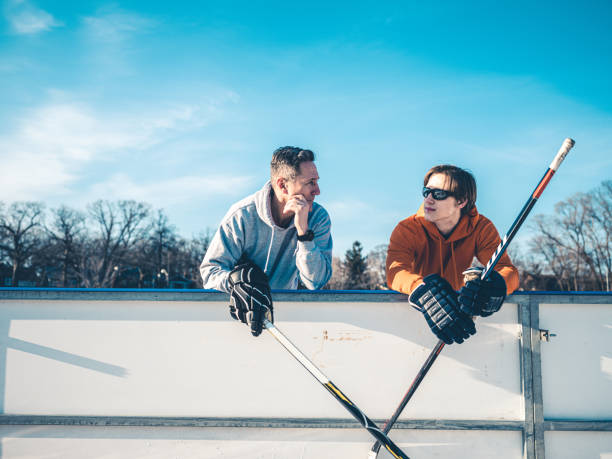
top-left (386, 205), bottom-right (519, 295)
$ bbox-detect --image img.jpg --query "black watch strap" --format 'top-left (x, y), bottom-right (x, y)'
top-left (297, 229), bottom-right (315, 242)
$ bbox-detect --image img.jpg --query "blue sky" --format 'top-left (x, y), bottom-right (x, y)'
top-left (1, 0), bottom-right (611, 257)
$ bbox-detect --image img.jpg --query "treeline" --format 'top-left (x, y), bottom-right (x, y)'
top-left (1, 180), bottom-right (610, 291)
top-left (515, 180), bottom-right (611, 291)
top-left (0, 200), bottom-right (210, 288)
top-left (325, 242), bottom-right (387, 290)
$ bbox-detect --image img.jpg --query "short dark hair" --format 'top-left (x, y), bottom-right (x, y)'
top-left (424, 164), bottom-right (477, 214)
top-left (270, 146), bottom-right (315, 181)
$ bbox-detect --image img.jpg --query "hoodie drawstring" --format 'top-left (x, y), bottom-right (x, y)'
top-left (438, 239), bottom-right (459, 289)
top-left (264, 227), bottom-right (274, 273)
top-left (450, 241), bottom-right (457, 286)
top-left (438, 239), bottom-right (444, 279)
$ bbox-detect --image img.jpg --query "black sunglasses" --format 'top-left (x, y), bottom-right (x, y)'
top-left (422, 187), bottom-right (454, 200)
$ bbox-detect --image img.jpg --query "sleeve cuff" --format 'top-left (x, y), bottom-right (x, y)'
top-left (297, 240), bottom-right (316, 251)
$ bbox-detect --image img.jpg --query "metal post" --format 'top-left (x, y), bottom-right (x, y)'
top-left (529, 295), bottom-right (546, 458)
top-left (519, 300), bottom-right (536, 459)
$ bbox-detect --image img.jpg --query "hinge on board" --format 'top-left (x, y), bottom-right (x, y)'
top-left (539, 329), bottom-right (557, 342)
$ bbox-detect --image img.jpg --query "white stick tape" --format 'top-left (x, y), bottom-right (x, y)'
top-left (549, 138), bottom-right (575, 171)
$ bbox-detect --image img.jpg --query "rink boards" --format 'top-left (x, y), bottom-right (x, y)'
top-left (0, 289), bottom-right (610, 458)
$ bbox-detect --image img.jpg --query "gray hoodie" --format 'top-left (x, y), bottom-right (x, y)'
top-left (200, 181), bottom-right (333, 292)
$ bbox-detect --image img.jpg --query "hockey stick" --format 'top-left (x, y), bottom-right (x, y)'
top-left (368, 138), bottom-right (575, 458)
top-left (263, 319), bottom-right (410, 459)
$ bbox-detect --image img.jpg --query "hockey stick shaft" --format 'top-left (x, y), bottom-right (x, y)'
top-left (369, 138), bottom-right (575, 458)
top-left (479, 138), bottom-right (574, 281)
top-left (263, 319), bottom-right (410, 459)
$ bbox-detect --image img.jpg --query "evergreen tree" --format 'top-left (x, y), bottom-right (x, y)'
top-left (343, 241), bottom-right (370, 289)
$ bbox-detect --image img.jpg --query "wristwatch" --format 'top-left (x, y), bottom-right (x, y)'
top-left (297, 229), bottom-right (315, 242)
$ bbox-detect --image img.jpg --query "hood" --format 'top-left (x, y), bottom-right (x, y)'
top-left (415, 203), bottom-right (481, 243)
top-left (255, 181), bottom-right (282, 229)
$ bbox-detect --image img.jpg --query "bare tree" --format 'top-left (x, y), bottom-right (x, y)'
top-left (526, 181), bottom-right (612, 291)
top-left (324, 256), bottom-right (346, 290)
top-left (172, 231), bottom-right (213, 288)
top-left (507, 245), bottom-right (545, 291)
top-left (367, 244), bottom-right (389, 289)
top-left (151, 210), bottom-right (176, 281)
top-left (129, 209), bottom-right (178, 288)
top-left (0, 199), bottom-right (220, 289)
top-left (324, 244), bottom-right (388, 291)
top-left (82, 200), bottom-right (151, 287)
top-left (0, 202), bottom-right (45, 286)
top-left (587, 180), bottom-right (612, 290)
top-left (529, 220), bottom-right (576, 290)
top-left (44, 206), bottom-right (87, 287)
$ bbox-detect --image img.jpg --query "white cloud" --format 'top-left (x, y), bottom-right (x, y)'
top-left (82, 7), bottom-right (156, 43)
top-left (0, 152), bottom-right (76, 200)
top-left (325, 199), bottom-right (370, 220)
top-left (5, 0), bottom-right (62, 34)
top-left (0, 98), bottom-right (228, 201)
top-left (325, 199), bottom-right (400, 223)
top-left (0, 56), bottom-right (36, 73)
top-left (14, 101), bottom-right (209, 158)
top-left (86, 173), bottom-right (256, 207)
top-left (602, 356), bottom-right (612, 382)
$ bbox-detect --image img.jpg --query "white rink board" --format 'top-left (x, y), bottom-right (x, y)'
top-left (0, 425), bottom-right (523, 459)
top-left (545, 431), bottom-right (612, 459)
top-left (0, 299), bottom-right (522, 420)
top-left (539, 303), bottom-right (612, 419)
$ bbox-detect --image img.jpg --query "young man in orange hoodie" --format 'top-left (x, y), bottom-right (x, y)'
top-left (386, 165), bottom-right (519, 345)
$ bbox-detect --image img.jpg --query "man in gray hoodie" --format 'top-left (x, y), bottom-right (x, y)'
top-left (200, 146), bottom-right (333, 333)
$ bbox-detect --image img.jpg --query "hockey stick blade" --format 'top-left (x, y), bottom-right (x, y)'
top-left (264, 320), bottom-right (410, 459)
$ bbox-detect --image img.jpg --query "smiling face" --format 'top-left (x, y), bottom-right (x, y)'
top-left (423, 173), bottom-right (466, 234)
top-left (284, 161), bottom-right (320, 210)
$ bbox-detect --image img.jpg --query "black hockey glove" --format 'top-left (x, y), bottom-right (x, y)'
top-left (228, 261), bottom-right (273, 337)
top-left (409, 274), bottom-right (476, 345)
top-left (458, 268), bottom-right (507, 317)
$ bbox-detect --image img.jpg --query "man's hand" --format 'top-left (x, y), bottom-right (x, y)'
top-left (459, 268), bottom-right (507, 317)
top-left (409, 274), bottom-right (476, 344)
top-left (283, 194), bottom-right (310, 236)
top-left (228, 261), bottom-right (273, 337)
